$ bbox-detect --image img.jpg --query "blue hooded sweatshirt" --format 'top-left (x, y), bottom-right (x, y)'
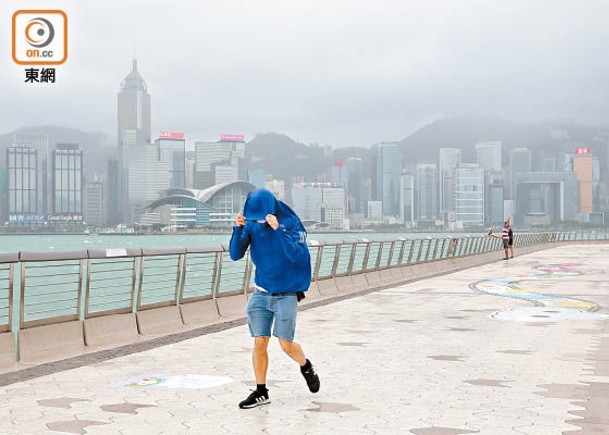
top-left (229, 189), bottom-right (311, 293)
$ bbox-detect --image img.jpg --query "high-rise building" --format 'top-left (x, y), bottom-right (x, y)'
top-left (127, 144), bottom-right (170, 223)
top-left (439, 148), bottom-right (462, 222)
top-left (117, 59), bottom-right (152, 224)
top-left (265, 176), bottom-right (286, 200)
top-left (106, 158), bottom-right (121, 226)
top-left (376, 143), bottom-right (400, 217)
top-left (573, 153), bottom-right (593, 214)
top-left (515, 172), bottom-right (579, 225)
top-left (117, 59), bottom-right (151, 147)
top-left (475, 141), bottom-right (502, 172)
top-left (6, 145), bottom-right (43, 226)
top-left (484, 171), bottom-right (504, 224)
top-left (454, 164), bottom-right (485, 226)
top-left (155, 132), bottom-right (186, 188)
top-left (291, 183), bottom-right (346, 229)
top-left (194, 135), bottom-right (246, 189)
top-left (185, 151), bottom-right (196, 189)
top-left (51, 144), bottom-right (83, 221)
top-left (399, 173), bottom-right (415, 224)
top-left (415, 163), bottom-right (438, 221)
top-left (11, 134), bottom-right (50, 215)
top-left (248, 169), bottom-right (266, 189)
top-left (330, 161), bottom-right (347, 185)
top-left (345, 157), bottom-right (364, 214)
top-left (84, 180), bottom-right (104, 227)
top-left (366, 201), bottom-right (383, 221)
top-left (509, 148), bottom-right (531, 199)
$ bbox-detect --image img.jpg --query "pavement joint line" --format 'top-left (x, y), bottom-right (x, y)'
top-left (0, 243), bottom-right (590, 389)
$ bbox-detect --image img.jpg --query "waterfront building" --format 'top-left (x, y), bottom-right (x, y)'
top-left (415, 163), bottom-right (438, 221)
top-left (155, 132), bottom-right (186, 188)
top-left (291, 182), bottom-right (346, 229)
top-left (515, 172), bottom-right (579, 225)
top-left (146, 182), bottom-right (255, 228)
top-left (439, 148), bottom-right (462, 223)
top-left (84, 179), bottom-right (104, 228)
top-left (509, 148), bottom-right (531, 200)
top-left (455, 164), bottom-right (485, 226)
top-left (50, 143), bottom-right (83, 227)
top-left (376, 143), bottom-right (400, 217)
top-left (117, 59), bottom-right (151, 147)
top-left (475, 141), bottom-right (502, 172)
top-left (399, 173), bottom-right (415, 224)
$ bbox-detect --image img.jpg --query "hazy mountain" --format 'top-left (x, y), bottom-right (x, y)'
top-left (398, 117), bottom-right (609, 165)
top-left (0, 126), bottom-right (114, 176)
top-left (246, 133), bottom-right (330, 181)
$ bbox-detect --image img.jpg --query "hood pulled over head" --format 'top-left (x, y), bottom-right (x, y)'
top-left (243, 188), bottom-right (277, 221)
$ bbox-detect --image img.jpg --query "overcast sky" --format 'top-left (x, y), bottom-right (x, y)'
top-left (1, 0), bottom-right (608, 147)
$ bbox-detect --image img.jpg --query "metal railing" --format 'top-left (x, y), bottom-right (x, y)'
top-left (0, 231), bottom-right (607, 334)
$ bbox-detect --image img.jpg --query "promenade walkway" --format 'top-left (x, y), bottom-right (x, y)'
top-left (0, 244), bottom-right (608, 435)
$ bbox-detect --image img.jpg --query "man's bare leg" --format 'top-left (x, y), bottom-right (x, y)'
top-left (279, 338), bottom-right (320, 393)
top-left (278, 338), bottom-right (306, 365)
top-left (253, 336), bottom-right (270, 384)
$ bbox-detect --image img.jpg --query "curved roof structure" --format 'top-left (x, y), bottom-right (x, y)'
top-left (147, 181), bottom-right (256, 211)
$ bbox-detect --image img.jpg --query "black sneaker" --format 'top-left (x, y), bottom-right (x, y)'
top-left (238, 389), bottom-right (270, 409)
top-left (301, 360), bottom-right (320, 393)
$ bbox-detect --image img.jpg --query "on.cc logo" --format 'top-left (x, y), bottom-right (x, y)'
top-left (25, 17), bottom-right (55, 48)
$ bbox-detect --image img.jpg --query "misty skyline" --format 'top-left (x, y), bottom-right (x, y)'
top-left (1, 0), bottom-right (609, 147)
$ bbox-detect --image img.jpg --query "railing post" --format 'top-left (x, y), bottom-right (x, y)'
top-left (19, 262), bottom-right (26, 331)
top-left (130, 257), bottom-right (139, 312)
top-left (84, 258), bottom-right (92, 318)
top-left (212, 252), bottom-right (223, 298)
top-left (415, 240), bottom-right (425, 263)
top-left (397, 240), bottom-right (407, 265)
top-left (432, 239), bottom-right (440, 260)
top-left (346, 243), bottom-right (357, 274)
top-left (330, 244), bottom-right (341, 277)
top-left (313, 245), bottom-right (324, 281)
top-left (387, 241), bottom-right (396, 267)
top-left (178, 253), bottom-right (188, 303)
top-left (8, 264), bottom-right (14, 332)
top-left (375, 242), bottom-right (383, 270)
top-left (174, 253), bottom-right (185, 302)
top-left (407, 241), bottom-right (416, 263)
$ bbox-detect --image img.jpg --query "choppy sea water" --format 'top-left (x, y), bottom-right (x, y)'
top-left (0, 232), bottom-right (475, 254)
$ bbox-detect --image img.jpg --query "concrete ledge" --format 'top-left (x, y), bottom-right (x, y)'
top-left (364, 271), bottom-right (382, 287)
top-left (0, 332), bottom-right (16, 372)
top-left (317, 278), bottom-right (338, 296)
top-left (18, 321), bottom-right (86, 364)
top-left (136, 306), bottom-right (186, 336)
top-left (180, 299), bottom-right (220, 326)
top-left (216, 294), bottom-right (248, 320)
top-left (84, 313), bottom-right (139, 348)
top-left (351, 273), bottom-right (369, 291)
top-left (334, 276), bottom-right (354, 293)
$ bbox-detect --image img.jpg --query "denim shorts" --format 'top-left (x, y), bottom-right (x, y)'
top-left (246, 289), bottom-right (298, 341)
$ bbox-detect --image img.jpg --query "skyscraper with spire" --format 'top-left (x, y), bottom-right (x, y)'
top-left (111, 59), bottom-right (152, 225)
top-left (117, 59), bottom-right (151, 147)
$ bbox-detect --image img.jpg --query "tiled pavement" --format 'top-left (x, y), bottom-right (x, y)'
top-left (1, 245), bottom-right (608, 435)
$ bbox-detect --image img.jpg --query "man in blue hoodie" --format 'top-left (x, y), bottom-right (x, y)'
top-left (230, 188), bottom-right (320, 409)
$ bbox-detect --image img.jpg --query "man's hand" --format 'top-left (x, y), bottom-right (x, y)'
top-left (235, 212), bottom-right (246, 227)
top-left (266, 214), bottom-right (279, 230)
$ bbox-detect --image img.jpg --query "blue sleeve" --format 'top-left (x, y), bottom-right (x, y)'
top-left (273, 225), bottom-right (309, 264)
top-left (229, 225), bottom-right (250, 261)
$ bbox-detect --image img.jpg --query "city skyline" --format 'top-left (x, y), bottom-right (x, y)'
top-left (2, 1), bottom-right (609, 147)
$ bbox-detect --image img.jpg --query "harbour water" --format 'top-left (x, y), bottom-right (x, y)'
top-left (0, 232), bottom-right (474, 254)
